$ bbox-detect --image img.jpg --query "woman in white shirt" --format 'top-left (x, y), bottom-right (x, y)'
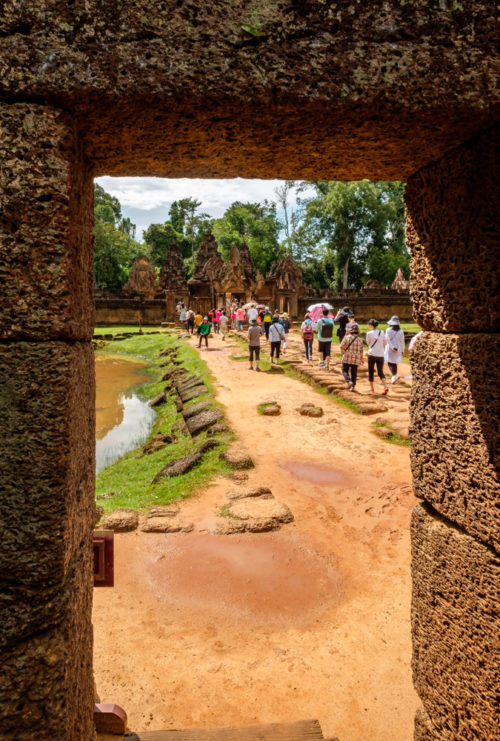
top-left (366, 318), bottom-right (388, 394)
top-left (384, 315), bottom-right (405, 384)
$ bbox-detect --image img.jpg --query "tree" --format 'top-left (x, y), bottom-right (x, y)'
top-left (213, 201), bottom-right (283, 275)
top-left (144, 199), bottom-right (213, 271)
top-left (143, 222), bottom-right (181, 267)
top-left (296, 181), bottom-right (408, 290)
top-left (93, 184), bottom-right (142, 289)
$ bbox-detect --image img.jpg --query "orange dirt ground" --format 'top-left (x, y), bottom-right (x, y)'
top-left (93, 328), bottom-right (419, 740)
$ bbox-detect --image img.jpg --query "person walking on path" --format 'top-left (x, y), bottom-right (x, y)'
top-left (301, 312), bottom-right (314, 363)
top-left (340, 322), bottom-right (364, 391)
top-left (237, 306), bottom-right (245, 331)
top-left (231, 305), bottom-right (237, 329)
top-left (384, 315), bottom-right (405, 384)
top-left (186, 308), bottom-right (195, 334)
top-left (247, 305), bottom-right (258, 324)
top-left (198, 316), bottom-right (211, 349)
top-left (262, 307), bottom-right (272, 340)
top-left (334, 306), bottom-right (351, 343)
top-left (280, 313), bottom-right (291, 354)
top-left (316, 308), bottom-right (334, 371)
top-left (179, 305), bottom-right (187, 331)
top-left (268, 316), bottom-right (286, 364)
top-left (247, 318), bottom-right (264, 371)
top-left (219, 310), bottom-right (229, 340)
top-left (366, 318), bottom-right (388, 394)
top-left (194, 310), bottom-right (203, 331)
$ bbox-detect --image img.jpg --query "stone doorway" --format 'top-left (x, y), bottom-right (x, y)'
top-left (0, 3), bottom-right (497, 739)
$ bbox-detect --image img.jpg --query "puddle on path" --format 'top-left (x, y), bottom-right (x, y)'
top-left (129, 531), bottom-right (342, 626)
top-left (95, 354), bottom-right (156, 473)
top-left (280, 460), bottom-right (346, 485)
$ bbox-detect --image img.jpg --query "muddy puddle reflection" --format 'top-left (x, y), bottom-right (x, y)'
top-left (95, 354), bottom-right (156, 473)
top-left (280, 461), bottom-right (346, 485)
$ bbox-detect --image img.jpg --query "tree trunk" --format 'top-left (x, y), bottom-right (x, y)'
top-left (342, 256), bottom-right (350, 289)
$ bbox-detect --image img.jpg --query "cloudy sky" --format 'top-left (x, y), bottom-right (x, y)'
top-left (96, 176), bottom-right (301, 241)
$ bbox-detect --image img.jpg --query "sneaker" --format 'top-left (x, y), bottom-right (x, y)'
top-left (319, 361), bottom-right (325, 367)
top-left (349, 386), bottom-right (356, 392)
top-left (368, 388), bottom-right (375, 394)
top-left (325, 365), bottom-right (330, 371)
top-left (348, 382), bottom-right (354, 391)
top-left (256, 367), bottom-right (261, 372)
top-left (391, 374), bottom-right (399, 384)
top-left (249, 366), bottom-right (253, 370)
top-left (382, 387), bottom-right (389, 395)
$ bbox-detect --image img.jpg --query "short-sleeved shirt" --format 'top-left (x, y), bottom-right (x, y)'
top-left (247, 307), bottom-right (258, 322)
top-left (316, 318), bottom-right (334, 342)
top-left (219, 315), bottom-right (229, 328)
top-left (248, 325), bottom-right (263, 346)
top-left (194, 314), bottom-right (203, 326)
top-left (237, 308), bottom-right (245, 321)
top-left (366, 329), bottom-right (386, 357)
top-left (199, 321), bottom-right (211, 336)
top-left (268, 323), bottom-right (285, 342)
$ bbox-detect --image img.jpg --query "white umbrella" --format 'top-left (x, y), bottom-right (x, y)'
top-left (307, 302), bottom-right (333, 312)
top-left (242, 302), bottom-right (257, 310)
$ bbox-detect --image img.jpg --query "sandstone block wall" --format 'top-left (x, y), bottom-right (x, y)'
top-left (408, 131), bottom-right (499, 741)
top-left (0, 103), bottom-right (94, 341)
top-left (410, 332), bottom-right (499, 550)
top-left (411, 504), bottom-right (500, 741)
top-left (406, 125), bottom-right (499, 333)
top-left (0, 105), bottom-right (96, 739)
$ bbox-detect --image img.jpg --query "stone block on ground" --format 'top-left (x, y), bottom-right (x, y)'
top-left (296, 403), bottom-right (323, 417)
top-left (206, 422), bottom-right (230, 436)
top-left (176, 375), bottom-right (204, 393)
top-left (186, 408), bottom-right (224, 436)
top-left (226, 486), bottom-right (273, 501)
top-left (258, 402), bottom-right (281, 416)
top-left (410, 333), bottom-right (499, 550)
top-left (356, 400), bottom-right (388, 415)
top-left (99, 509), bottom-right (139, 532)
top-left (0, 103), bottom-right (94, 341)
top-left (179, 384), bottom-right (210, 403)
top-left (220, 448), bottom-right (255, 470)
top-left (182, 400), bottom-right (212, 419)
top-left (142, 517), bottom-right (193, 533)
top-left (149, 392), bottom-right (166, 407)
top-left (411, 503), bottom-right (500, 740)
top-left (152, 440), bottom-right (219, 482)
top-left (231, 471), bottom-right (249, 482)
top-left (141, 433), bottom-right (174, 455)
top-left (215, 498), bottom-right (294, 534)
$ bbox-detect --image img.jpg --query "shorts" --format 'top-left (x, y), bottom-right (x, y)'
top-left (318, 341), bottom-right (331, 357)
top-left (249, 346), bottom-right (260, 361)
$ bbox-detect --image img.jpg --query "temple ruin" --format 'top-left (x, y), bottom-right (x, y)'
top-left (0, 1), bottom-right (498, 739)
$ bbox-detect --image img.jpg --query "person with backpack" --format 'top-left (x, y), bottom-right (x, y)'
top-left (280, 313), bottom-right (291, 354)
top-left (198, 316), bottom-right (211, 349)
top-left (268, 315), bottom-right (286, 364)
top-left (262, 307), bottom-right (272, 339)
top-left (340, 322), bottom-right (364, 391)
top-left (301, 312), bottom-right (314, 363)
top-left (384, 315), bottom-right (405, 384)
top-left (186, 308), bottom-right (195, 334)
top-left (366, 318), bottom-right (388, 394)
top-left (315, 308), bottom-right (334, 371)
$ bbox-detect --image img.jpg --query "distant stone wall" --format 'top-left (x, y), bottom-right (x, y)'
top-left (95, 299), bottom-right (166, 326)
top-left (298, 294), bottom-right (413, 322)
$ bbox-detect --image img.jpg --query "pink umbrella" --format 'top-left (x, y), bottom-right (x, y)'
top-left (307, 302), bottom-right (334, 322)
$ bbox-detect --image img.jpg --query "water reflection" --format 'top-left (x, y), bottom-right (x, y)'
top-left (96, 393), bottom-right (156, 473)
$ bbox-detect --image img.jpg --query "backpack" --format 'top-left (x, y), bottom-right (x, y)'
top-left (282, 318), bottom-right (291, 332)
top-left (302, 322), bottom-right (314, 340)
top-left (320, 320), bottom-right (333, 339)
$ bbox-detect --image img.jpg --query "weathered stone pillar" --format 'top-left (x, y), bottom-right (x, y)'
top-left (405, 125), bottom-right (499, 741)
top-left (0, 104), bottom-right (95, 739)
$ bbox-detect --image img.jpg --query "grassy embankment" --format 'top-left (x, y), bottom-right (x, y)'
top-left (95, 331), bottom-right (233, 514)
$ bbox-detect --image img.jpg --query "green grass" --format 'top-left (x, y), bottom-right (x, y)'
top-left (93, 325), bottom-right (166, 336)
top-left (373, 420), bottom-right (410, 448)
top-left (95, 330), bottom-right (233, 513)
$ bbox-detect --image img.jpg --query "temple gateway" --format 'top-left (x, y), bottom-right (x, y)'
top-left (95, 229), bottom-right (412, 324)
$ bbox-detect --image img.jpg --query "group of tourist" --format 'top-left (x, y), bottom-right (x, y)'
top-left (178, 300), bottom-right (406, 392)
top-left (300, 306), bottom-right (405, 392)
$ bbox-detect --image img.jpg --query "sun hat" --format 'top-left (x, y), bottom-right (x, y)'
top-left (387, 315), bottom-right (400, 326)
top-left (282, 312), bottom-right (289, 317)
top-left (342, 306), bottom-right (350, 313)
top-left (347, 322), bottom-right (360, 334)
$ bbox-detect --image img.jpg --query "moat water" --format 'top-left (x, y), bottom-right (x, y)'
top-left (95, 354), bottom-right (156, 473)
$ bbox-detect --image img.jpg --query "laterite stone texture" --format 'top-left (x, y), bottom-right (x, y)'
top-left (0, 2), bottom-right (497, 179)
top-left (0, 103), bottom-right (94, 341)
top-left (406, 126), bottom-right (499, 333)
top-left (411, 503), bottom-right (500, 741)
top-left (410, 332), bottom-right (500, 552)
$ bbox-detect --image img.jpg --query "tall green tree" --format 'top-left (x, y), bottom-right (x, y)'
top-left (145, 198), bottom-right (213, 271)
top-left (93, 184), bottom-right (142, 290)
top-left (213, 201), bottom-right (283, 276)
top-left (294, 181), bottom-right (408, 290)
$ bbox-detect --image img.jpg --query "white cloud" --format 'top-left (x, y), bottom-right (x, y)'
top-left (95, 176), bottom-right (307, 240)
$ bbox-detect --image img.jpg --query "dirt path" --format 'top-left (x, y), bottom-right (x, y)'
top-left (93, 329), bottom-right (418, 740)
